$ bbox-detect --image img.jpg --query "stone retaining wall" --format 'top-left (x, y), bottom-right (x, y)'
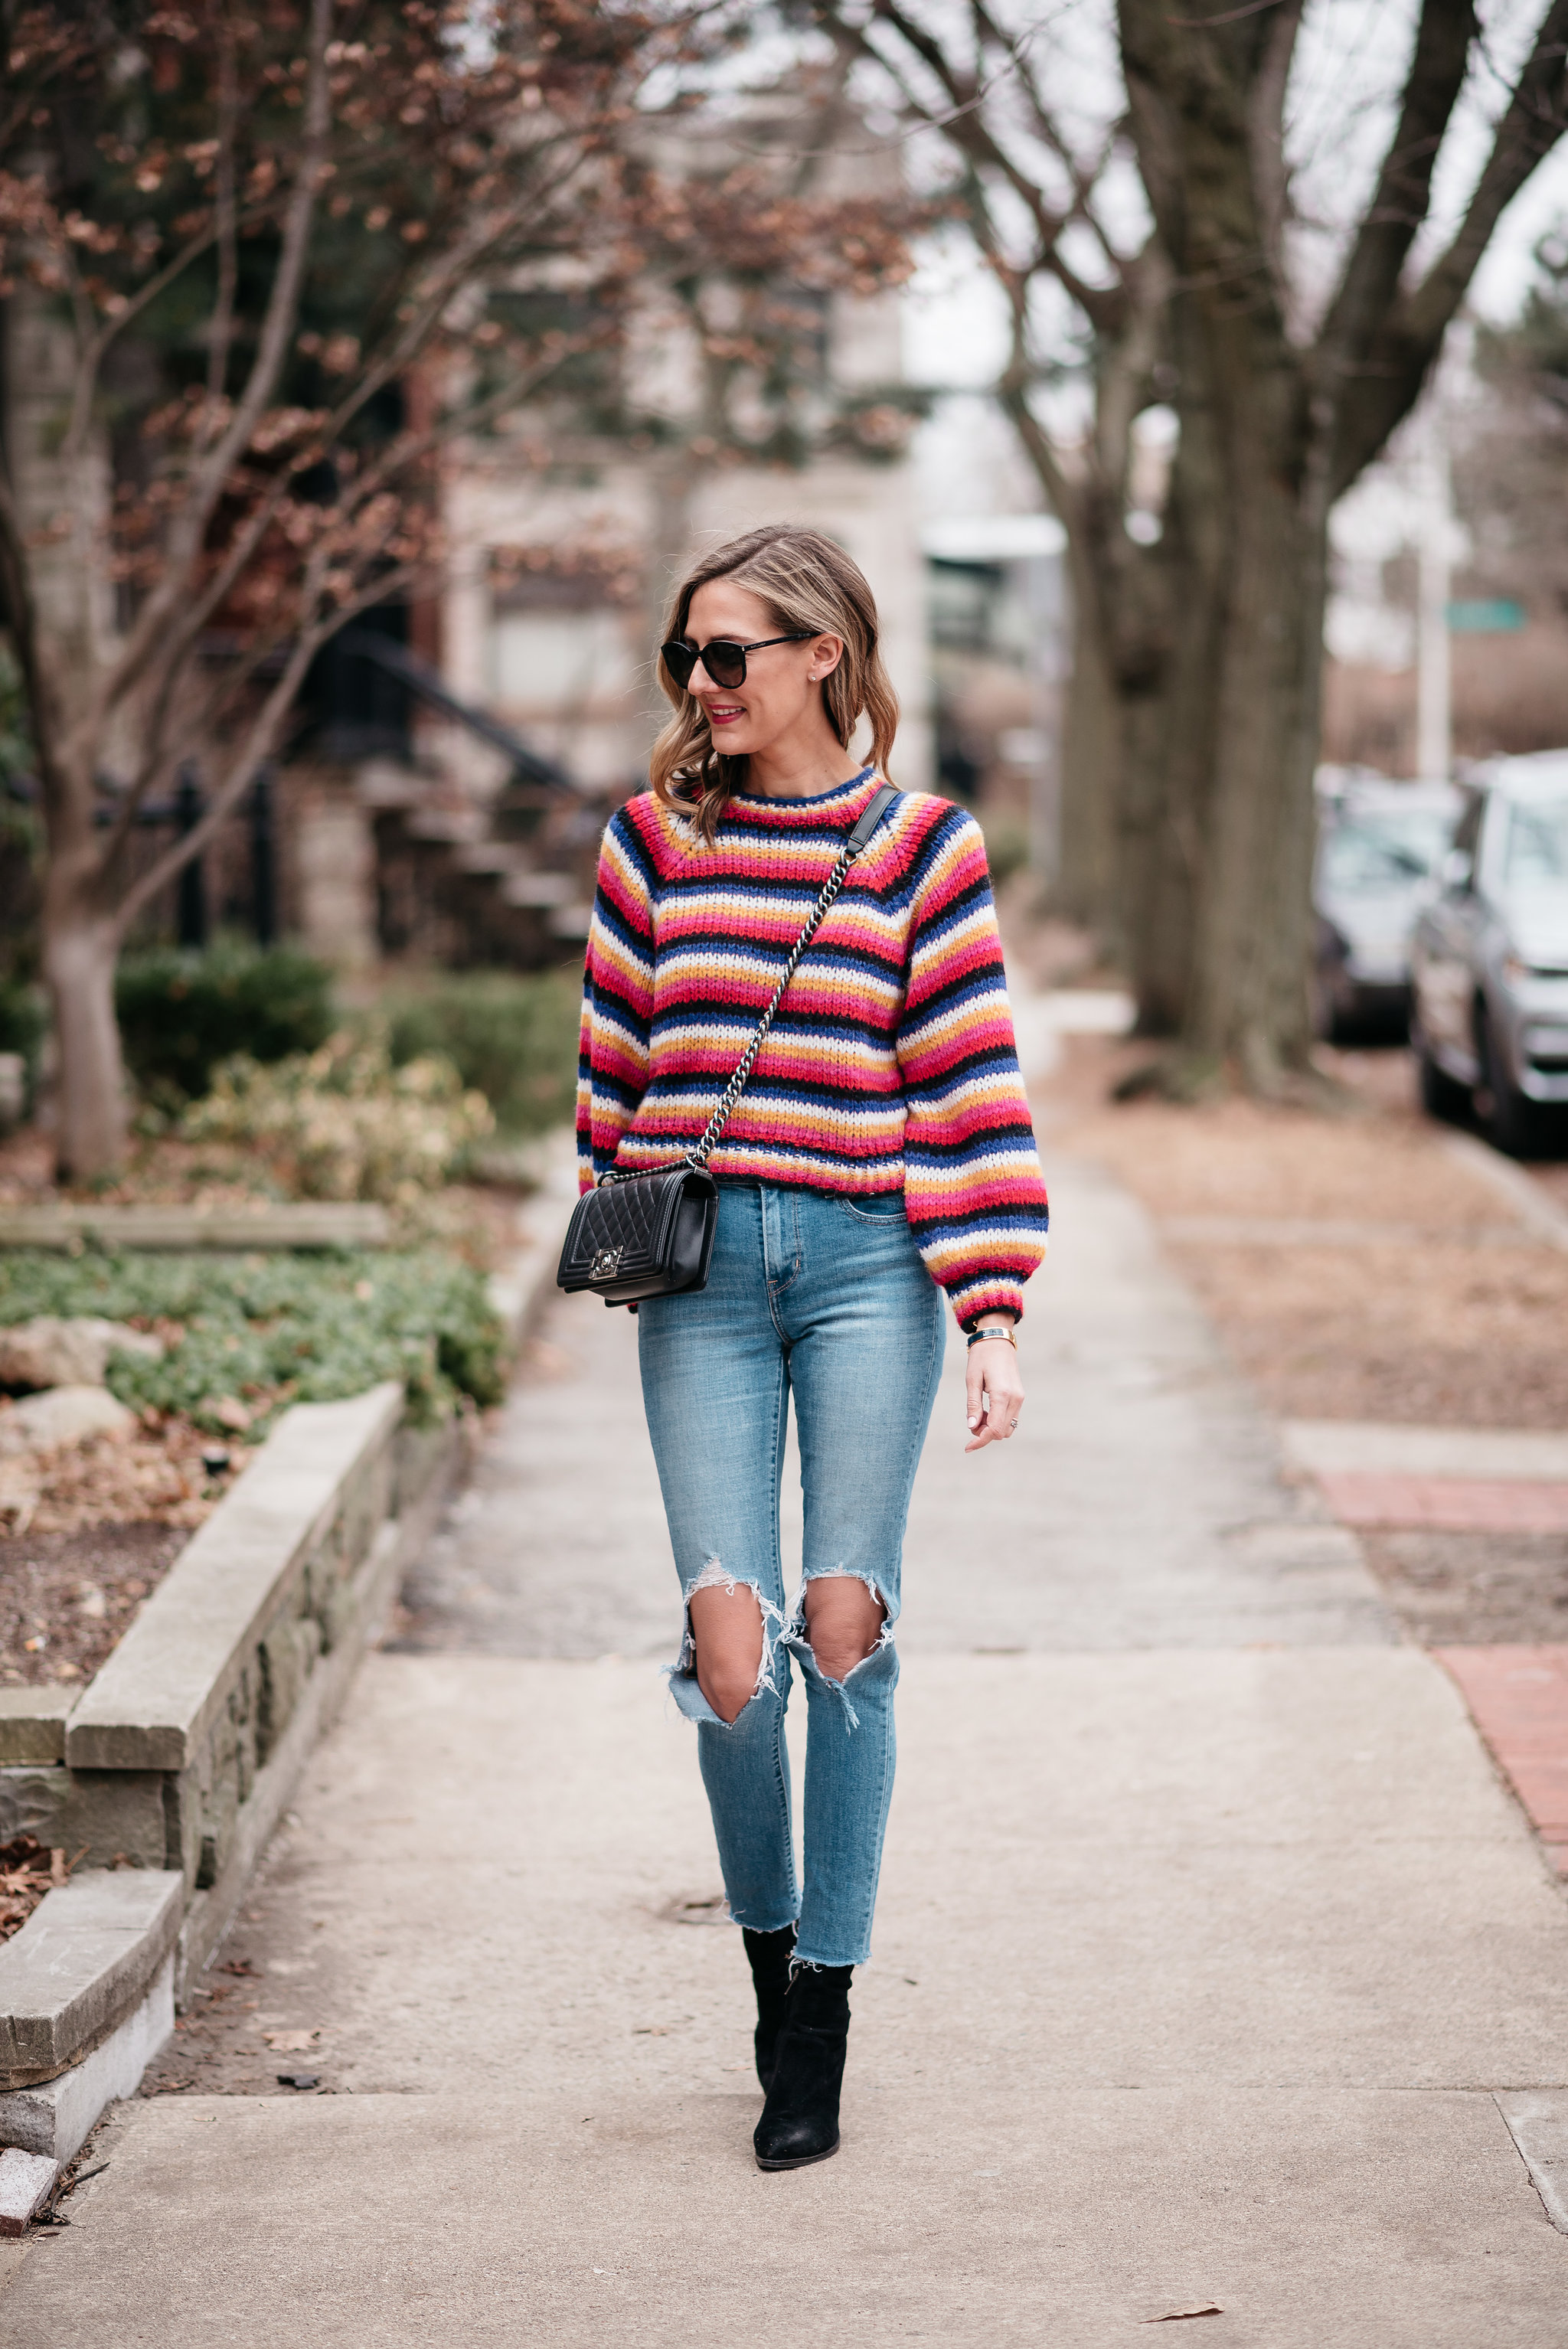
top-left (0, 1135), bottom-right (577, 2165)
top-left (0, 1384), bottom-right (469, 2155)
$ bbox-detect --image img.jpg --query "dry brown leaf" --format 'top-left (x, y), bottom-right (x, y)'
top-left (260, 2029), bottom-right (321, 2051)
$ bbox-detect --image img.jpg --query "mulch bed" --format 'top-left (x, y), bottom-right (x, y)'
top-left (1358, 1528), bottom-right (1568, 1650)
top-left (1045, 1034), bottom-right (1568, 1648)
top-left (1055, 1039), bottom-right (1568, 1429)
top-left (0, 1837), bottom-right (68, 1946)
top-left (0, 1413), bottom-right (248, 1540)
top-left (0, 1521), bottom-right (189, 1687)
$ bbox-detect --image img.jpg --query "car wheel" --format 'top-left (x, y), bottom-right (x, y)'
top-left (1416, 1044), bottom-right (1468, 1124)
top-left (1478, 1012), bottom-right (1544, 1158)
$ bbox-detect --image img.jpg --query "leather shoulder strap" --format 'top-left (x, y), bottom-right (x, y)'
top-left (847, 780), bottom-right (898, 854)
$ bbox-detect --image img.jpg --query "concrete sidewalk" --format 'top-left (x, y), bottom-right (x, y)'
top-left (4, 1158), bottom-right (1567, 2344)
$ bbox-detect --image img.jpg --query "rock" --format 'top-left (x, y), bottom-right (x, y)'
top-left (0, 2146), bottom-right (59, 2236)
top-left (0, 1386), bottom-right (136, 1460)
top-left (0, 1315), bottom-right (162, 1393)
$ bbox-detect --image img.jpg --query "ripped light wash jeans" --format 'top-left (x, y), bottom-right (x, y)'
top-left (638, 1179), bottom-right (946, 1968)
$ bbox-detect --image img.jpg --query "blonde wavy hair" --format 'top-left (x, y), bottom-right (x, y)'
top-left (649, 524), bottom-right (898, 844)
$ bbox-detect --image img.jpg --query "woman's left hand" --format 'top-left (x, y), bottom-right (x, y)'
top-left (965, 1325), bottom-right (1024, 1453)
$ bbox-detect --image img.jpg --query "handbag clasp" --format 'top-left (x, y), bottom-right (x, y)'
top-left (591, 1246), bottom-right (625, 1280)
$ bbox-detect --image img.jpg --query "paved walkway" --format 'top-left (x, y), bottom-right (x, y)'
top-left (5, 1141), bottom-right (1568, 2344)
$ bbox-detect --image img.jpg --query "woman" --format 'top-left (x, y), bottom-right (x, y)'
top-left (577, 523), bottom-right (1048, 2171)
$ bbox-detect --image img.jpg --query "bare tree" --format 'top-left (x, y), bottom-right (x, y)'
top-left (0, 3), bottom-right (924, 1178)
top-left (0, 0), bottom-right (651, 1174)
top-left (817, 0), bottom-right (1568, 1083)
top-left (0, 0), bottom-right (688, 1177)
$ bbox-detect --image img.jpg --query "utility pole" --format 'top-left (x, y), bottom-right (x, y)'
top-left (1415, 399), bottom-right (1452, 782)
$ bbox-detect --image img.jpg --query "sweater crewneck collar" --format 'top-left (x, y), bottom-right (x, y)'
top-left (723, 764), bottom-right (877, 820)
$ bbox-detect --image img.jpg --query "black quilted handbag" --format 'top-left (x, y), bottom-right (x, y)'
top-left (559, 782), bottom-right (897, 1306)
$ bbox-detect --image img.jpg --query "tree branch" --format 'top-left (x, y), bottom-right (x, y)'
top-left (842, 0), bottom-right (1129, 332)
top-left (111, 552), bottom-right (427, 934)
top-left (202, 25), bottom-right (240, 436)
top-left (1246, 0), bottom-right (1303, 312)
top-left (1315, 0), bottom-right (1478, 379)
top-left (1402, 0), bottom-right (1568, 348)
top-left (1329, 0), bottom-right (1568, 495)
top-left (84, 0), bottom-right (335, 738)
top-left (98, 312), bottom-right (597, 879)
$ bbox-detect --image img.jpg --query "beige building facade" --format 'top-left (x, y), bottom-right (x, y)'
top-left (439, 286), bottom-right (933, 809)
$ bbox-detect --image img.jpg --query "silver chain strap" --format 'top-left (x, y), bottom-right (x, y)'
top-left (599, 834), bottom-right (861, 1186)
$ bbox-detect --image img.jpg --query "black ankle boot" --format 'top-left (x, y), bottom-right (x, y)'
top-left (753, 1962), bottom-right (851, 2171)
top-left (742, 1923), bottom-right (797, 2093)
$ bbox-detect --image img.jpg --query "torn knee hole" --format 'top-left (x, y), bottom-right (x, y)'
top-left (800, 1574), bottom-right (892, 1684)
top-left (683, 1561), bottom-right (779, 1723)
top-left (686, 1557), bottom-right (747, 1602)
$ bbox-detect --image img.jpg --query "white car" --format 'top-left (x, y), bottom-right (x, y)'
top-left (1410, 752), bottom-right (1568, 1155)
top-left (1313, 779), bottom-right (1460, 1037)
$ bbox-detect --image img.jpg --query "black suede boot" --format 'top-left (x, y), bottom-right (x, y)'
top-left (753, 1962), bottom-right (851, 2171)
top-left (742, 1923), bottom-right (797, 2093)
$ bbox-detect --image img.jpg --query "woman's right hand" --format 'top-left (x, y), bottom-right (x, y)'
top-left (965, 1325), bottom-right (1023, 1452)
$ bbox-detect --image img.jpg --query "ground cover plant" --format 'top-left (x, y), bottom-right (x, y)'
top-left (0, 1248), bottom-right (505, 1438)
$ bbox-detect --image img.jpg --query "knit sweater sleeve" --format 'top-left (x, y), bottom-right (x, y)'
top-left (894, 807), bottom-right (1050, 1325)
top-left (577, 808), bottom-right (656, 1193)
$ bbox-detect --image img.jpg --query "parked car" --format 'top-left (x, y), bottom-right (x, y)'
top-left (1410, 751), bottom-right (1568, 1155)
top-left (1312, 778), bottom-right (1461, 1037)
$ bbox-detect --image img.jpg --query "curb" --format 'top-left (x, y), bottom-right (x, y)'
top-left (1442, 1131), bottom-right (1568, 1253)
top-left (486, 1128), bottom-right (579, 1347)
top-left (0, 1390), bottom-right (456, 2164)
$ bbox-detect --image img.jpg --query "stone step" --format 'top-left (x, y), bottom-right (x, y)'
top-left (0, 1869), bottom-right (181, 2092)
top-left (0, 1690), bottom-right (77, 1768)
top-left (0, 2146), bottom-right (58, 2235)
top-left (403, 809), bottom-right (485, 845)
top-left (449, 842), bottom-right (529, 877)
top-left (0, 1202), bottom-right (390, 1252)
top-left (501, 868), bottom-right (575, 909)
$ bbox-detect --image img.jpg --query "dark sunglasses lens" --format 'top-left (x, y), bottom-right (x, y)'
top-left (661, 640), bottom-right (697, 688)
top-left (700, 642), bottom-right (746, 688)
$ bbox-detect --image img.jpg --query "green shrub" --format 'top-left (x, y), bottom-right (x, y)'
top-left (383, 970), bottom-right (580, 1137)
top-left (181, 1034), bottom-right (494, 1202)
top-left (0, 1248), bottom-right (505, 1435)
top-left (116, 941), bottom-right (335, 1104)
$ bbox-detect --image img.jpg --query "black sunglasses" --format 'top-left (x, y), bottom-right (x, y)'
top-left (660, 632), bottom-right (813, 691)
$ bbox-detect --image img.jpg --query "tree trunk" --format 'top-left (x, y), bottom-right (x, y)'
top-left (1117, 336), bottom-right (1228, 1036)
top-left (1052, 588), bottom-right (1122, 937)
top-left (44, 891), bottom-right (129, 1184)
top-left (1183, 384), bottom-right (1325, 1084)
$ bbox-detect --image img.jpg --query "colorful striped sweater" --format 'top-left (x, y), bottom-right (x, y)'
top-left (576, 766), bottom-right (1050, 1325)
